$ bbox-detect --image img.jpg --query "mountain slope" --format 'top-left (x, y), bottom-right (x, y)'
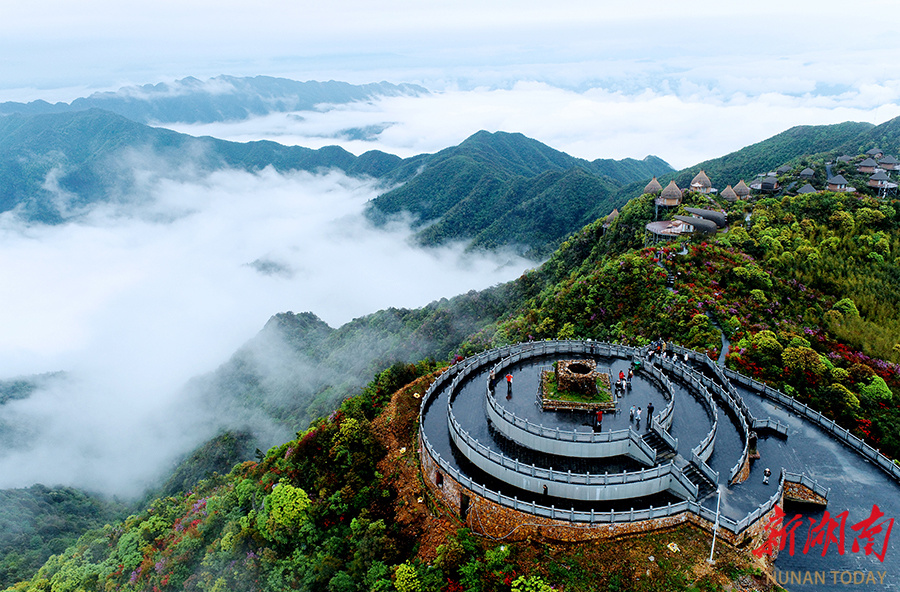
top-left (0, 112), bottom-right (670, 258)
top-left (365, 130), bottom-right (672, 257)
top-left (0, 76), bottom-right (427, 124)
top-left (0, 109), bottom-right (393, 222)
top-left (669, 121), bottom-right (875, 188)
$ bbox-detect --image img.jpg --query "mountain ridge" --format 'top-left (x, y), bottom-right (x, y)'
top-left (0, 76), bottom-right (428, 124)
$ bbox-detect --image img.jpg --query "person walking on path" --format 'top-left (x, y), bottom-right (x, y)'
top-left (763, 467), bottom-right (771, 485)
top-left (505, 373), bottom-right (513, 398)
top-left (636, 407), bottom-right (642, 422)
top-left (647, 402), bottom-right (654, 421)
top-left (595, 409), bottom-right (603, 431)
top-left (629, 405), bottom-right (635, 421)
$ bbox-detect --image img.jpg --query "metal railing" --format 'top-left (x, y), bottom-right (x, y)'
top-left (722, 367), bottom-right (900, 484)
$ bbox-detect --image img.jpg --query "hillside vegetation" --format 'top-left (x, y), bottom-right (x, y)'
top-left (6, 182), bottom-right (900, 591)
top-left (5, 114), bottom-right (900, 590)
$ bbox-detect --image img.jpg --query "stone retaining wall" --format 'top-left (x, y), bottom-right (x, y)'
top-left (421, 434), bottom-right (777, 550)
top-left (733, 455), bottom-right (751, 484)
top-left (784, 481), bottom-right (827, 506)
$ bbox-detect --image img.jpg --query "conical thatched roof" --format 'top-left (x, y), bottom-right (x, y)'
top-left (879, 155), bottom-right (899, 165)
top-left (870, 170), bottom-right (890, 182)
top-left (797, 183), bottom-right (817, 194)
top-left (660, 180), bottom-right (683, 200)
top-left (837, 155), bottom-right (852, 162)
top-left (866, 148), bottom-right (883, 157)
top-left (690, 170), bottom-right (712, 189)
top-left (603, 208), bottom-right (620, 227)
top-left (858, 158), bottom-right (878, 168)
top-left (829, 174), bottom-right (849, 185)
top-left (800, 167), bottom-right (815, 178)
top-left (776, 164), bottom-right (792, 175)
top-left (644, 177), bottom-right (663, 194)
top-left (721, 185), bottom-right (737, 202)
top-left (734, 180), bottom-right (751, 198)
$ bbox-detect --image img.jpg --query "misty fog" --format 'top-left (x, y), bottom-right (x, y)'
top-left (0, 157), bottom-right (532, 497)
top-left (164, 83), bottom-right (900, 170)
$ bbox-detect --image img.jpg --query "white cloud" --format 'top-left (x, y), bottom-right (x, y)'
top-left (0, 163), bottom-right (531, 495)
top-left (166, 83), bottom-right (900, 170)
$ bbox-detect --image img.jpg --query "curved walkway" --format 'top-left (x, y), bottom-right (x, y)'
top-left (420, 341), bottom-right (900, 590)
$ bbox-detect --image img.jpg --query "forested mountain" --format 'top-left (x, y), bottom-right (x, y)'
top-left (0, 109), bottom-right (404, 223)
top-left (5, 109), bottom-right (900, 590)
top-left (364, 130), bottom-right (672, 257)
top-left (0, 110), bottom-right (669, 256)
top-left (6, 182), bottom-right (899, 592)
top-left (0, 77), bottom-right (427, 124)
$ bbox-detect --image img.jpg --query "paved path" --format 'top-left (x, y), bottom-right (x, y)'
top-left (421, 350), bottom-right (900, 589)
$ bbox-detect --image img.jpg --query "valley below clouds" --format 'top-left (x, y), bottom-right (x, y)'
top-left (0, 159), bottom-right (531, 496)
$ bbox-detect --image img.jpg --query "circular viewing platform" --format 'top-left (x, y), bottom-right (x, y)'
top-left (418, 339), bottom-right (806, 545)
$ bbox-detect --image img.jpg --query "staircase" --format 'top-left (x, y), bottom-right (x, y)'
top-left (682, 462), bottom-right (718, 500)
top-left (642, 430), bottom-right (676, 463)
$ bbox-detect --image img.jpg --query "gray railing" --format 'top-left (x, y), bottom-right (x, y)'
top-left (667, 353), bottom-right (750, 483)
top-left (481, 340), bottom-right (656, 464)
top-left (690, 451), bottom-right (720, 484)
top-left (752, 417), bottom-right (790, 437)
top-left (637, 357), bottom-right (676, 430)
top-left (483, 389), bottom-right (656, 464)
top-left (651, 417), bottom-right (678, 451)
top-left (449, 407), bottom-right (698, 500)
top-left (723, 367), bottom-right (900, 484)
top-left (653, 357), bottom-right (720, 464)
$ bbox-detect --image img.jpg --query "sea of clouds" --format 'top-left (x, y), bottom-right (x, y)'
top-left (0, 158), bottom-right (531, 496)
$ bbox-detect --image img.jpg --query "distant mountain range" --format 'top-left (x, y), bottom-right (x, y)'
top-left (0, 108), bottom-right (672, 255)
top-left (0, 76), bottom-right (427, 124)
top-left (5, 78), bottom-right (900, 256)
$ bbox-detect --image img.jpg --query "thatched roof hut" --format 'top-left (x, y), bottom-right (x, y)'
top-left (734, 180), bottom-right (751, 199)
top-left (720, 185), bottom-right (737, 202)
top-left (644, 177), bottom-right (663, 194)
top-left (656, 180), bottom-right (683, 207)
top-left (690, 170), bottom-right (713, 193)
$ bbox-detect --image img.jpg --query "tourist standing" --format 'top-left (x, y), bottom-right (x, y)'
top-left (636, 407), bottom-right (642, 422)
top-left (629, 405), bottom-right (635, 421)
top-left (596, 409), bottom-right (603, 431)
top-left (647, 402), bottom-right (654, 421)
top-left (506, 373), bottom-right (513, 396)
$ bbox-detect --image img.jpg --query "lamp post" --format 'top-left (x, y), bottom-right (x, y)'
top-left (708, 486), bottom-right (721, 564)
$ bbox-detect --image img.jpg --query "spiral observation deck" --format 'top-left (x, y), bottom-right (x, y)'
top-left (420, 341), bottom-right (900, 565)
top-left (420, 341), bottom-right (734, 513)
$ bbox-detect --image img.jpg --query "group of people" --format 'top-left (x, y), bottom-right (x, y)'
top-left (614, 369), bottom-right (633, 396)
top-left (628, 401), bottom-right (654, 427)
top-left (646, 339), bottom-right (689, 364)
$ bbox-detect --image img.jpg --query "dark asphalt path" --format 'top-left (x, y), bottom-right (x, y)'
top-left (421, 351), bottom-right (900, 589)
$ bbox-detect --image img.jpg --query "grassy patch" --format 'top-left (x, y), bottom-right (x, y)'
top-left (542, 369), bottom-right (612, 404)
